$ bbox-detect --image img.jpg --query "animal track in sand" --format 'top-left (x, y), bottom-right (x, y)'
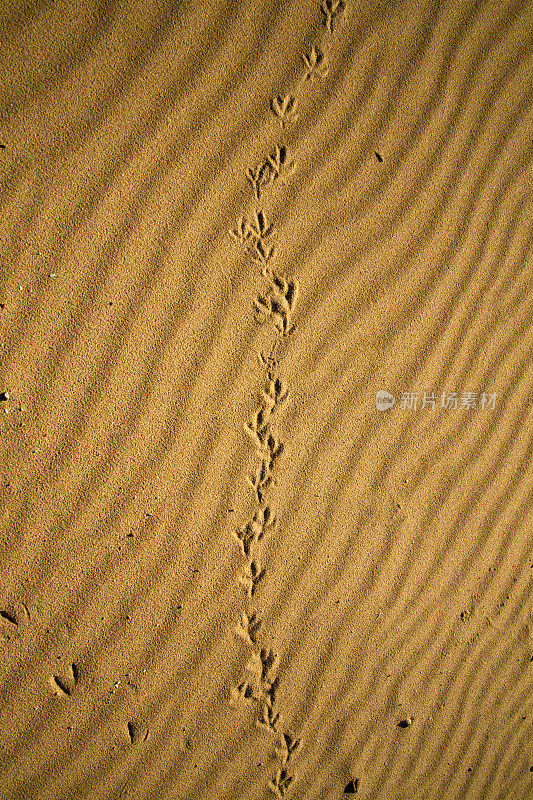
top-left (237, 557), bottom-right (265, 599)
top-left (230, 680), bottom-right (255, 707)
top-left (268, 767), bottom-right (295, 798)
top-left (321, 0), bottom-right (345, 32)
top-left (275, 733), bottom-right (302, 767)
top-left (246, 647), bottom-right (280, 693)
top-left (256, 702), bottom-right (282, 734)
top-left (235, 610), bottom-right (262, 645)
top-left (230, 209), bottom-right (275, 265)
top-left (231, 506), bottom-right (276, 558)
top-left (301, 44), bottom-right (329, 80)
top-left (246, 145), bottom-right (294, 200)
top-left (253, 274), bottom-right (299, 335)
top-left (270, 94), bottom-right (299, 128)
top-left (228, 6), bottom-right (347, 794)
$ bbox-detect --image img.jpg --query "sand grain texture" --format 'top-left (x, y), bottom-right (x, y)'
top-left (0, 0), bottom-right (532, 798)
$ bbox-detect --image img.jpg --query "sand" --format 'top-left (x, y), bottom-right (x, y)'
top-left (0, 0), bottom-right (532, 798)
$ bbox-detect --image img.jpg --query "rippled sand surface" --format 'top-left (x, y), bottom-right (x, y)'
top-left (0, 1), bottom-right (532, 798)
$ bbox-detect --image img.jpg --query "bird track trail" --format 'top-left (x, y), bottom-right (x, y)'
top-left (228, 2), bottom-right (347, 795)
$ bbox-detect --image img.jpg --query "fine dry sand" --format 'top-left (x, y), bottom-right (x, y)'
top-left (0, 0), bottom-right (532, 798)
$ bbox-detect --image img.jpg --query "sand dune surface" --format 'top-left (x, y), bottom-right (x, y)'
top-left (0, 0), bottom-right (532, 798)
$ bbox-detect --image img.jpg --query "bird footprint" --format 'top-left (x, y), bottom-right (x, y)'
top-left (270, 94), bottom-right (298, 128)
top-left (302, 45), bottom-right (328, 80)
top-left (235, 610), bottom-right (262, 645)
top-left (275, 732), bottom-right (302, 766)
top-left (321, 0), bottom-right (345, 32)
top-left (268, 767), bottom-right (294, 797)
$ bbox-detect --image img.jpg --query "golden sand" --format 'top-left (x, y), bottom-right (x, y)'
top-left (0, 0), bottom-right (532, 798)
